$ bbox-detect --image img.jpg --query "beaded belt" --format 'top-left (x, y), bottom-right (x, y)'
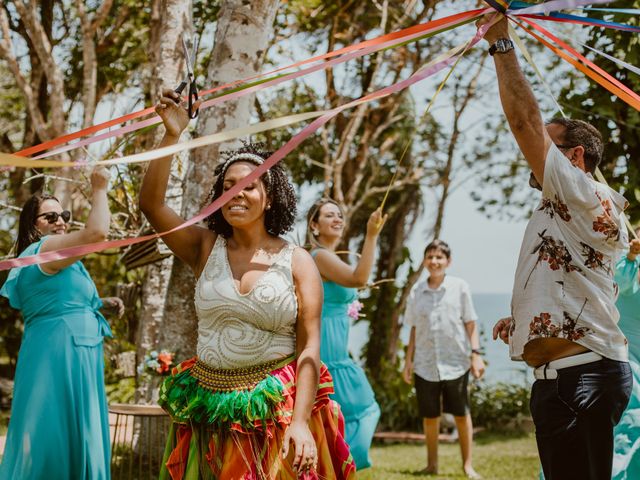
top-left (190, 356), bottom-right (293, 392)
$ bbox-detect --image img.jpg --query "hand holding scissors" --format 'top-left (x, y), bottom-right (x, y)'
top-left (174, 33), bottom-right (199, 119)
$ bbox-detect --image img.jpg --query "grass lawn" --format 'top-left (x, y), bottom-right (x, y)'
top-left (359, 433), bottom-right (539, 479)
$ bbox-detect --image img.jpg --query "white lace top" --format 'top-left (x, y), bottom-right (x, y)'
top-left (195, 236), bottom-right (298, 368)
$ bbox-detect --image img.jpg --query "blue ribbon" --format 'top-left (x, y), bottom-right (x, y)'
top-left (504, 1), bottom-right (640, 32)
top-left (582, 8), bottom-right (640, 15)
top-left (532, 11), bottom-right (640, 32)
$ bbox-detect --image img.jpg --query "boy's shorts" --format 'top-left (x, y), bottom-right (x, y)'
top-left (414, 370), bottom-right (470, 418)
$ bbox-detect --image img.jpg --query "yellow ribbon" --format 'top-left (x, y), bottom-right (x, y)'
top-left (0, 111), bottom-right (328, 169)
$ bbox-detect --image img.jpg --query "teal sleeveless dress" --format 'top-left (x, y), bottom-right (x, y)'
top-left (312, 251), bottom-right (380, 470)
top-left (612, 256), bottom-right (640, 480)
top-left (0, 238), bottom-right (112, 479)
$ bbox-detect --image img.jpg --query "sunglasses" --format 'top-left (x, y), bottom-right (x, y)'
top-left (36, 210), bottom-right (71, 224)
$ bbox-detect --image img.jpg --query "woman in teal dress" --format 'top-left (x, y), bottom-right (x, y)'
top-left (307, 198), bottom-right (387, 469)
top-left (612, 233), bottom-right (640, 480)
top-left (0, 166), bottom-right (115, 479)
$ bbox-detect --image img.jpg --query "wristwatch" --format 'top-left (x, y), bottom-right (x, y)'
top-left (489, 38), bottom-right (515, 56)
top-left (471, 349), bottom-right (482, 356)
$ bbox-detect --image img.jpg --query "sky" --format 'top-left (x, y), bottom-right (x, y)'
top-left (412, 187), bottom-right (529, 294)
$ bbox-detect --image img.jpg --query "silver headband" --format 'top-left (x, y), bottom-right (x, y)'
top-left (221, 152), bottom-right (263, 170)
top-left (220, 152), bottom-right (271, 183)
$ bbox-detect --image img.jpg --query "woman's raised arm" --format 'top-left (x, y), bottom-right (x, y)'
top-left (313, 208), bottom-right (387, 288)
top-left (40, 166), bottom-right (111, 273)
top-left (139, 89), bottom-right (210, 272)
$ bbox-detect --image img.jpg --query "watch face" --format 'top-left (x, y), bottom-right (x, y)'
top-left (490, 38), bottom-right (513, 55)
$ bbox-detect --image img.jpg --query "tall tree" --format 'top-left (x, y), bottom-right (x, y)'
top-left (135, 0), bottom-right (194, 404)
top-left (158, 0), bottom-right (281, 357)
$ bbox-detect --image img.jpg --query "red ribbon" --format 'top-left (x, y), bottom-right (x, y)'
top-left (516, 17), bottom-right (640, 111)
top-left (14, 8), bottom-right (485, 159)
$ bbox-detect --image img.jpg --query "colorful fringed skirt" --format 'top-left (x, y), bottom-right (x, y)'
top-left (158, 356), bottom-right (356, 480)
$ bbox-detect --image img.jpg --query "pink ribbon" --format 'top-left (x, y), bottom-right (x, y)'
top-left (31, 10), bottom-right (485, 160)
top-left (0, 28), bottom-right (489, 271)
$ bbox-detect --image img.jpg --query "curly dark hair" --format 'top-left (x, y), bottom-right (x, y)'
top-left (204, 142), bottom-right (297, 238)
top-left (16, 193), bottom-right (59, 255)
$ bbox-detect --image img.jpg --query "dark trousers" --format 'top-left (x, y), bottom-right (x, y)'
top-left (530, 358), bottom-right (632, 480)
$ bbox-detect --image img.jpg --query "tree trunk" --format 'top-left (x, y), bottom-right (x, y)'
top-left (160, 0), bottom-right (280, 358)
top-left (135, 0), bottom-right (193, 405)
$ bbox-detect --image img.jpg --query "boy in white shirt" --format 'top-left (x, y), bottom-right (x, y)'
top-left (403, 240), bottom-right (485, 479)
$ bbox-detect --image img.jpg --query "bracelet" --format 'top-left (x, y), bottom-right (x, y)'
top-left (471, 349), bottom-right (482, 356)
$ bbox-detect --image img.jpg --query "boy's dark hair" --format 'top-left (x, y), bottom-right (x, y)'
top-left (547, 118), bottom-right (604, 174)
top-left (423, 239), bottom-right (451, 259)
top-left (16, 193), bottom-right (58, 255)
top-left (204, 142), bottom-right (297, 238)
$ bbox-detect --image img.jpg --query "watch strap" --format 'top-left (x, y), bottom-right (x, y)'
top-left (489, 38), bottom-right (514, 56)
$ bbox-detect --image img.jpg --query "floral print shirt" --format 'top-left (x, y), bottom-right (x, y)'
top-left (510, 144), bottom-right (629, 362)
top-left (405, 275), bottom-right (478, 381)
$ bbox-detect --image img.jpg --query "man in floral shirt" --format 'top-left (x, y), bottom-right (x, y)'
top-left (479, 15), bottom-right (632, 480)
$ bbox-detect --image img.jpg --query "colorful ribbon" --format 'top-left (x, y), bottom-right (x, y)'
top-left (0, 111), bottom-right (329, 168)
top-left (0, 33), bottom-right (483, 271)
top-left (10, 0), bottom-right (622, 161)
top-left (579, 42), bottom-right (640, 77)
top-left (510, 0), bottom-right (613, 16)
top-left (13, 9), bottom-right (485, 160)
top-left (517, 17), bottom-right (640, 111)
top-left (4, 10), bottom-right (485, 169)
top-left (581, 7), bottom-right (640, 15)
top-left (522, 12), bottom-right (640, 33)
top-left (485, 0), bottom-right (510, 14)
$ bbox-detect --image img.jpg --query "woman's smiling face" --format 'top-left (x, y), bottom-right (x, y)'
top-left (221, 162), bottom-right (270, 229)
top-left (35, 199), bottom-right (68, 236)
top-left (313, 202), bottom-right (345, 240)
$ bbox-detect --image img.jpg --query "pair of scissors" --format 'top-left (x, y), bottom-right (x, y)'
top-left (174, 33), bottom-right (199, 119)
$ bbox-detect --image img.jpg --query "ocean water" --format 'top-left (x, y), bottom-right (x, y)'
top-left (349, 292), bottom-right (532, 386)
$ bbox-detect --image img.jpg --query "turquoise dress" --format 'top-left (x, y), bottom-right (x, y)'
top-left (313, 252), bottom-right (380, 470)
top-left (0, 238), bottom-right (112, 479)
top-left (612, 255), bottom-right (640, 479)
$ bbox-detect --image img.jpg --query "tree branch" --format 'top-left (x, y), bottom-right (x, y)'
top-left (0, 8), bottom-right (49, 142)
top-left (13, 0), bottom-right (65, 136)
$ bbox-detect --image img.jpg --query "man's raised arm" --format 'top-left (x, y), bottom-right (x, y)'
top-left (478, 15), bottom-right (552, 185)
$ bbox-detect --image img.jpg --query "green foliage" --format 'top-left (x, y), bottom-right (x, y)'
top-left (470, 382), bottom-right (531, 432)
top-left (65, 0), bottom-right (152, 100)
top-left (106, 377), bottom-right (136, 404)
top-left (0, 61), bottom-right (25, 150)
top-left (368, 356), bottom-right (421, 432)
